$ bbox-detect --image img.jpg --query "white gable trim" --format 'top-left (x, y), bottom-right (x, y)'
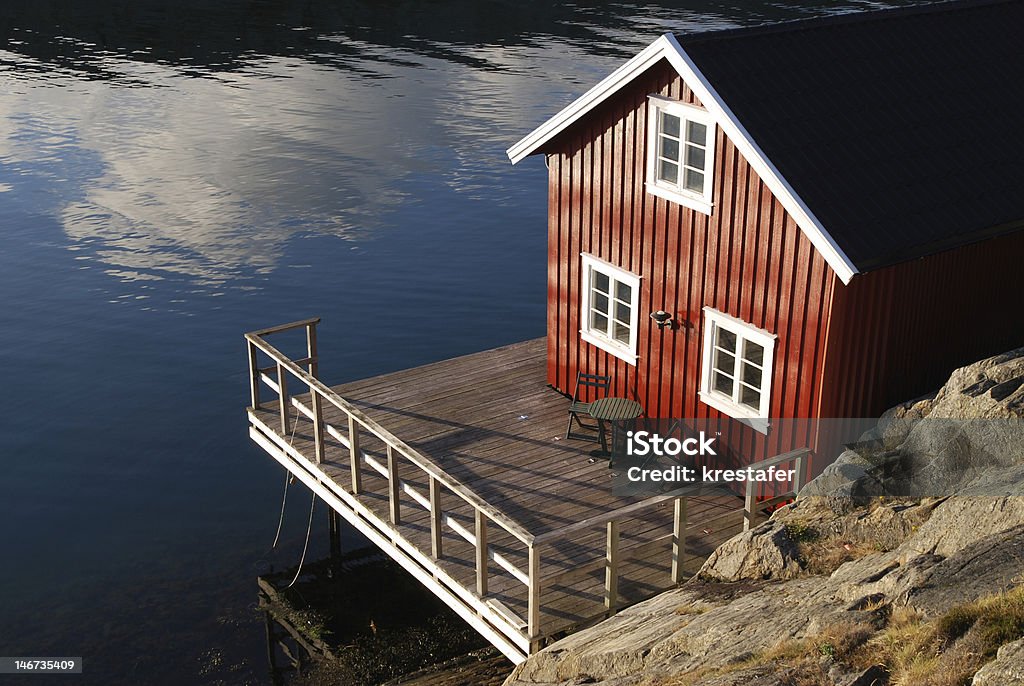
top-left (506, 33), bottom-right (858, 285)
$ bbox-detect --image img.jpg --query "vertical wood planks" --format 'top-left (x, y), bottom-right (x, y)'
top-left (543, 59), bottom-right (837, 462)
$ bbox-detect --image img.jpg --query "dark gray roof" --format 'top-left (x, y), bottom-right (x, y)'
top-left (680, 0), bottom-right (1024, 272)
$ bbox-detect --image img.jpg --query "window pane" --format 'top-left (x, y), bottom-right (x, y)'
top-left (713, 372), bottom-right (733, 395)
top-left (610, 298), bottom-right (626, 323)
top-left (684, 169), bottom-right (704, 193)
top-left (685, 144), bottom-right (705, 170)
top-left (613, 322), bottom-right (631, 344)
top-left (592, 292), bottom-right (609, 315)
top-left (716, 328), bottom-right (737, 353)
top-left (686, 120), bottom-right (707, 145)
top-left (591, 311), bottom-right (608, 333)
top-left (714, 348), bottom-right (735, 374)
top-left (660, 137), bottom-right (679, 161)
top-left (742, 361), bottom-right (762, 388)
top-left (743, 341), bottom-right (764, 366)
top-left (659, 160), bottom-right (678, 184)
top-left (593, 271), bottom-right (609, 294)
top-left (740, 385), bottom-right (761, 410)
top-left (615, 281), bottom-right (631, 302)
top-left (661, 111), bottom-right (680, 138)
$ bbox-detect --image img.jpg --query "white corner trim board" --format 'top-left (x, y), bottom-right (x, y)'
top-left (507, 33), bottom-right (858, 286)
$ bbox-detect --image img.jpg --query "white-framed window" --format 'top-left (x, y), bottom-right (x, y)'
top-left (699, 307), bottom-right (776, 433)
top-left (645, 95), bottom-right (716, 215)
top-left (580, 253), bottom-right (641, 365)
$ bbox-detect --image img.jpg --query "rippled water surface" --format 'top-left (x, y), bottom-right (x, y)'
top-left (0, 1), bottom-right (920, 682)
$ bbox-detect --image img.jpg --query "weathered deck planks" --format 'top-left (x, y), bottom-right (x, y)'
top-left (247, 334), bottom-right (754, 663)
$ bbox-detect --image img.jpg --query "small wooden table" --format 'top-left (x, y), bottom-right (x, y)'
top-left (588, 397), bottom-right (643, 459)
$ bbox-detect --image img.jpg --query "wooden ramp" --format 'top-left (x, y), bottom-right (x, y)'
top-left (245, 319), bottom-right (795, 664)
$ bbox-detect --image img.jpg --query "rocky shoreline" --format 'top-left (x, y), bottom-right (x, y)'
top-left (504, 348), bottom-right (1024, 686)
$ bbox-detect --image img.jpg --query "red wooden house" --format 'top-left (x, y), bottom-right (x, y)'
top-left (507, 0), bottom-right (1024, 465)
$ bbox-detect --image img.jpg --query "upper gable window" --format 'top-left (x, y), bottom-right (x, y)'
top-left (645, 95), bottom-right (716, 215)
top-left (580, 253), bottom-right (640, 365)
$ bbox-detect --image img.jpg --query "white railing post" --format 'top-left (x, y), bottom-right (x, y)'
top-left (348, 415), bottom-right (362, 494)
top-left (248, 340), bottom-right (261, 409)
top-left (671, 498), bottom-right (687, 583)
top-left (475, 510), bottom-right (488, 597)
top-left (743, 478), bottom-right (756, 531)
top-left (305, 321), bottom-right (318, 379)
top-left (605, 520), bottom-right (619, 613)
top-left (429, 476), bottom-right (443, 559)
top-left (528, 544), bottom-right (541, 650)
top-left (387, 445), bottom-right (401, 525)
top-left (793, 452), bottom-right (806, 494)
top-left (277, 361), bottom-right (289, 435)
top-left (311, 388), bottom-right (325, 464)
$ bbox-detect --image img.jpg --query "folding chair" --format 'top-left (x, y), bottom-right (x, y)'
top-left (565, 372), bottom-right (611, 440)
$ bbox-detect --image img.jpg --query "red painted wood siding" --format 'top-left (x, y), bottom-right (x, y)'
top-left (540, 59), bottom-right (836, 463)
top-left (820, 229), bottom-right (1024, 421)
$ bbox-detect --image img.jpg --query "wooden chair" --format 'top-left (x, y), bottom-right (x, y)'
top-left (565, 372), bottom-right (611, 440)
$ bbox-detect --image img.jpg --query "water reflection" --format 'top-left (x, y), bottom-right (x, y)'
top-left (1, 0), bottom-right (923, 298)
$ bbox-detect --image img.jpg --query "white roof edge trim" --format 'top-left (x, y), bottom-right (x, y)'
top-left (506, 34), bottom-right (675, 166)
top-left (506, 32), bottom-right (859, 286)
top-left (658, 34), bottom-right (857, 285)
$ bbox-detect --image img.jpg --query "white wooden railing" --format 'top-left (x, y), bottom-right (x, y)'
top-left (742, 449), bottom-right (809, 530)
top-left (245, 319), bottom-right (811, 653)
top-left (246, 319), bottom-right (542, 651)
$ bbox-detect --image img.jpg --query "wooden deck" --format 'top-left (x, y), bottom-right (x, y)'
top-left (244, 320), bottom-right (768, 664)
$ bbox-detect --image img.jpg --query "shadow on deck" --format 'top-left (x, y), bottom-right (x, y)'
top-left (245, 319), bottom-right (754, 664)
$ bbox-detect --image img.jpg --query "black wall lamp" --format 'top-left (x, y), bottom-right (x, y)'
top-left (650, 310), bottom-right (673, 330)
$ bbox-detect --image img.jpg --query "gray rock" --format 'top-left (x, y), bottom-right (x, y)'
top-left (902, 496), bottom-right (1024, 557)
top-left (797, 451), bottom-right (885, 507)
top-left (907, 524), bottom-right (1024, 614)
top-left (801, 346), bottom-right (1024, 500)
top-left (972, 637), bottom-right (1024, 685)
top-left (698, 521), bottom-right (803, 581)
top-left (831, 664), bottom-right (889, 686)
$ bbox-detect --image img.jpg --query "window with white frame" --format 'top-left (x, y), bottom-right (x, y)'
top-left (645, 95), bottom-right (716, 215)
top-left (580, 254), bottom-right (640, 365)
top-left (699, 307), bottom-right (776, 432)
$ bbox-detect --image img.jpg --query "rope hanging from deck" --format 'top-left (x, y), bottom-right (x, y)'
top-left (285, 490), bottom-right (316, 589)
top-left (270, 471), bottom-right (292, 550)
top-left (270, 412), bottom-right (302, 550)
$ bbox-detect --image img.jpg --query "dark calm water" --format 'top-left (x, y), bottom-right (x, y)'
top-left (0, 2), bottom-right (923, 683)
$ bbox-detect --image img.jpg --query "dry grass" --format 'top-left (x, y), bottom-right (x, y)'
top-left (799, 539), bottom-right (878, 576)
top-left (782, 520), bottom-right (881, 576)
top-left (657, 587), bottom-right (1024, 686)
top-left (855, 586), bottom-right (1024, 686)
